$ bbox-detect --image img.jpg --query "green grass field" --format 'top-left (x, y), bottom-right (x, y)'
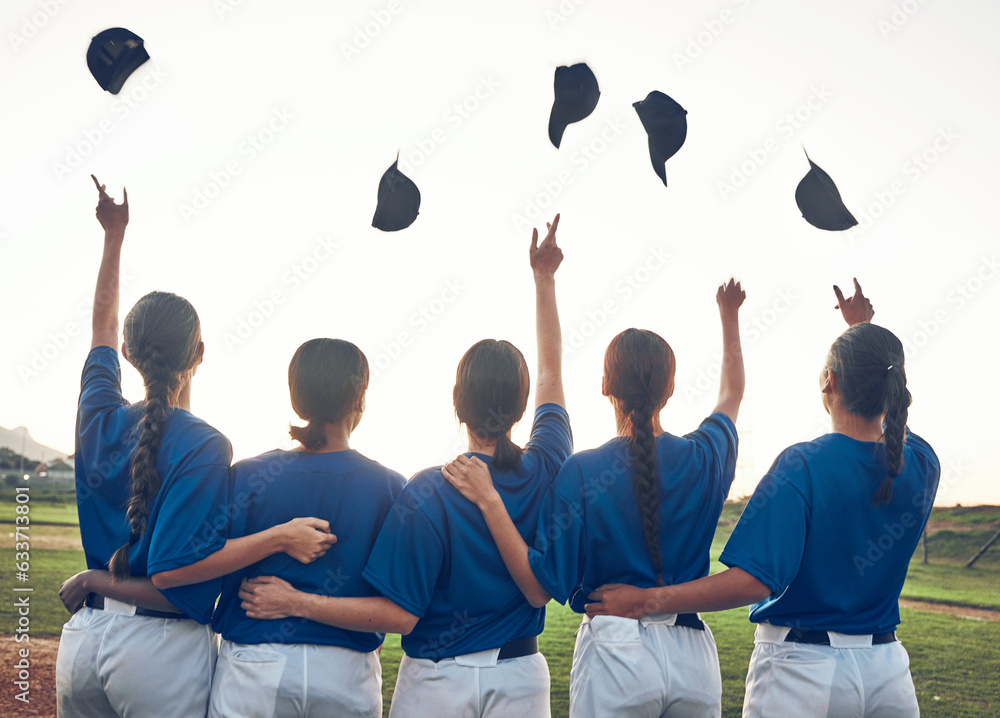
top-left (1, 502), bottom-right (997, 716)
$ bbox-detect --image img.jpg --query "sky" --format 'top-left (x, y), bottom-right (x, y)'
top-left (2, 0), bottom-right (998, 505)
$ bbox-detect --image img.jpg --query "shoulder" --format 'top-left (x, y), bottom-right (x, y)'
top-left (85, 345), bottom-right (120, 369)
top-left (681, 412), bottom-right (737, 445)
top-left (903, 430), bottom-right (939, 467)
top-left (163, 412), bottom-right (233, 467)
top-left (351, 451), bottom-right (407, 491)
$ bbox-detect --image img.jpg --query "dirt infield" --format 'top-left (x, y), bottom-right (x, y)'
top-left (899, 599), bottom-right (1000, 622)
top-left (1, 635), bottom-right (58, 717)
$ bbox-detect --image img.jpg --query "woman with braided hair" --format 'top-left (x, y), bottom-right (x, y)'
top-left (587, 280), bottom-right (940, 718)
top-left (442, 278), bottom-right (746, 717)
top-left (55, 176), bottom-right (336, 718)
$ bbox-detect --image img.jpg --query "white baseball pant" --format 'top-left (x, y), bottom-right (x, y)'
top-left (570, 614), bottom-right (722, 718)
top-left (56, 601), bottom-right (216, 718)
top-left (209, 639), bottom-right (381, 718)
top-left (743, 622), bottom-right (920, 718)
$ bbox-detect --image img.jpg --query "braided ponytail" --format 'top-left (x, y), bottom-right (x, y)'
top-left (875, 365), bottom-right (910, 504)
top-left (109, 292), bottom-right (201, 580)
top-left (627, 403), bottom-right (665, 586)
top-left (825, 323), bottom-right (910, 505)
top-left (603, 329), bottom-right (675, 587)
top-left (109, 370), bottom-right (171, 579)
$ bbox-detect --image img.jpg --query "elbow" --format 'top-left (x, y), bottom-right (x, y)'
top-left (395, 613), bottom-right (419, 636)
top-left (528, 591), bottom-right (551, 609)
top-left (742, 574), bottom-right (772, 604)
top-left (150, 571), bottom-right (179, 590)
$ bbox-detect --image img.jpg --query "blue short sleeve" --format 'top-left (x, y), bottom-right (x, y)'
top-left (524, 403), bottom-right (573, 467)
top-left (146, 435), bottom-right (232, 573)
top-left (528, 459), bottom-right (585, 605)
top-left (719, 454), bottom-right (809, 595)
top-left (684, 412), bottom-right (738, 496)
top-left (79, 346), bottom-right (127, 415)
top-left (363, 489), bottom-right (446, 618)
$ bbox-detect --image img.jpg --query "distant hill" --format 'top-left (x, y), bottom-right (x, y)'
top-left (0, 425), bottom-right (70, 463)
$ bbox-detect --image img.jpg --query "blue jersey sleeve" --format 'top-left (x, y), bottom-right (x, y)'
top-left (719, 450), bottom-right (810, 595)
top-left (684, 412), bottom-right (738, 496)
top-left (79, 346), bottom-right (127, 418)
top-left (528, 459), bottom-right (585, 605)
top-left (523, 403), bottom-right (573, 476)
top-left (146, 434), bottom-right (233, 573)
top-left (362, 488), bottom-right (446, 618)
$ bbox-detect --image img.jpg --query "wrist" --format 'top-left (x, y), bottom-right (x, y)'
top-left (479, 490), bottom-right (504, 512)
top-left (533, 272), bottom-right (556, 286)
top-left (269, 524), bottom-right (291, 555)
top-left (104, 228), bottom-right (126, 243)
top-left (295, 590), bottom-right (316, 619)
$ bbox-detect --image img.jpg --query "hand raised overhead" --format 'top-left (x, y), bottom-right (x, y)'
top-left (92, 174), bottom-right (129, 234)
top-left (529, 213), bottom-right (563, 278)
top-left (833, 278), bottom-right (874, 326)
top-left (716, 278), bottom-right (746, 317)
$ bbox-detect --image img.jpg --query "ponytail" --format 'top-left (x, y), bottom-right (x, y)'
top-left (875, 365), bottom-right (910, 504)
top-left (627, 403), bottom-right (665, 586)
top-left (110, 366), bottom-right (172, 580)
top-left (287, 339), bottom-right (369, 452)
top-left (603, 328), bottom-right (674, 588)
top-left (492, 432), bottom-right (523, 472)
top-left (453, 339), bottom-right (530, 471)
top-left (288, 420), bottom-right (328, 451)
top-left (825, 324), bottom-right (911, 506)
top-left (111, 291), bottom-right (201, 581)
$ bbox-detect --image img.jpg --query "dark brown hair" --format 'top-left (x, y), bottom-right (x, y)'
top-left (453, 339), bottom-right (530, 471)
top-left (288, 338), bottom-right (369, 451)
top-left (826, 323), bottom-right (910, 504)
top-left (109, 292), bottom-right (202, 580)
top-left (603, 328), bottom-right (676, 586)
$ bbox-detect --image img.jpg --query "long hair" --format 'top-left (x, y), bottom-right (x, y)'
top-left (453, 339), bottom-right (530, 471)
top-left (826, 323), bottom-right (910, 504)
top-left (288, 339), bottom-right (369, 451)
top-left (108, 292), bottom-right (202, 580)
top-left (603, 328), bottom-right (675, 586)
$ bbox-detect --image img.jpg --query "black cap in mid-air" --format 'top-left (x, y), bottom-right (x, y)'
top-left (87, 28), bottom-right (150, 95)
top-left (633, 91), bottom-right (688, 186)
top-left (372, 156), bottom-right (421, 232)
top-left (548, 63), bottom-right (600, 149)
top-left (795, 151), bottom-right (858, 231)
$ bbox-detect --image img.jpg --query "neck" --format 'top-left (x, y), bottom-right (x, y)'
top-left (829, 404), bottom-right (884, 442)
top-left (170, 381), bottom-right (192, 411)
top-left (466, 429), bottom-right (509, 455)
top-left (301, 419), bottom-right (353, 453)
top-left (614, 410), bottom-right (665, 437)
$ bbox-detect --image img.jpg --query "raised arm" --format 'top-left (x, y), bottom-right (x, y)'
top-left (239, 576), bottom-right (418, 635)
top-left (712, 278), bottom-right (746, 422)
top-left (584, 567), bottom-right (770, 619)
top-left (441, 455), bottom-right (551, 607)
top-left (531, 214), bottom-right (565, 408)
top-left (90, 175), bottom-right (128, 351)
top-left (151, 518), bottom-right (337, 590)
top-left (60, 569), bottom-right (177, 614)
top-left (833, 278), bottom-right (874, 326)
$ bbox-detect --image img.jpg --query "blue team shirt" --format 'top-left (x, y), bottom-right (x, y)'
top-left (720, 431), bottom-right (940, 634)
top-left (212, 449), bottom-right (406, 651)
top-left (363, 403), bottom-right (572, 661)
top-left (75, 346), bottom-right (232, 624)
top-left (529, 413), bottom-right (738, 613)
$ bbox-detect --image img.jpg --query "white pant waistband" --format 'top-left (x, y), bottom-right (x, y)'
top-left (755, 622), bottom-right (886, 648)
